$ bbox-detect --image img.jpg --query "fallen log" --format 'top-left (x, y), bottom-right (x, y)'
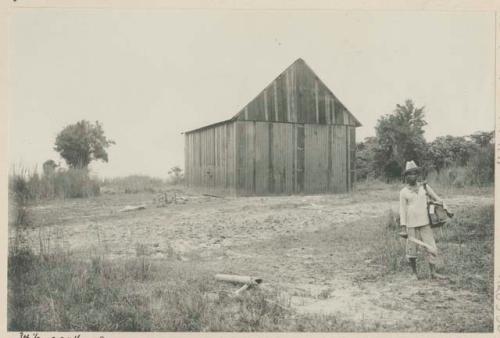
top-left (215, 274), bottom-right (263, 285)
top-left (203, 193), bottom-right (224, 199)
top-left (119, 205), bottom-right (146, 212)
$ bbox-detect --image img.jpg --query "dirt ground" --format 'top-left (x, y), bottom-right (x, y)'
top-left (13, 186), bottom-right (494, 331)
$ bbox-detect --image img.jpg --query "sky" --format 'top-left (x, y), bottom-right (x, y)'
top-left (8, 9), bottom-right (495, 178)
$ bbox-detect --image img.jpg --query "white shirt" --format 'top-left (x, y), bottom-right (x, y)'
top-left (399, 183), bottom-right (442, 228)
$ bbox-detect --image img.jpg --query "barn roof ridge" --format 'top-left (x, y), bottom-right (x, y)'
top-left (183, 58), bottom-right (361, 134)
top-left (297, 59), bottom-right (362, 128)
top-left (229, 57), bottom-right (304, 122)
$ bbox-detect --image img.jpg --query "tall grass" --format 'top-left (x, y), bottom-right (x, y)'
top-left (375, 204), bottom-right (494, 292)
top-left (427, 166), bottom-right (493, 189)
top-left (443, 204), bottom-right (494, 293)
top-left (354, 177), bottom-right (400, 192)
top-left (425, 166), bottom-right (494, 197)
top-left (371, 209), bottom-right (407, 273)
top-left (100, 175), bottom-right (168, 194)
top-left (426, 144), bottom-right (493, 191)
top-left (7, 244), bottom-right (357, 331)
top-left (9, 166), bottom-right (100, 203)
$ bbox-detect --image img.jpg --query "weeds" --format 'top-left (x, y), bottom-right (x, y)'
top-left (100, 175), bottom-right (168, 194)
top-left (8, 248), bottom-right (323, 331)
top-left (441, 204), bottom-right (494, 294)
top-left (372, 210), bottom-right (406, 274)
top-left (376, 204), bottom-right (494, 293)
top-left (426, 163), bottom-right (494, 193)
top-left (8, 224), bottom-right (354, 332)
top-left (8, 175), bottom-right (493, 332)
top-left (9, 166), bottom-right (100, 202)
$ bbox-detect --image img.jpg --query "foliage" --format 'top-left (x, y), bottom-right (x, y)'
top-left (469, 131), bottom-right (494, 147)
top-left (42, 160), bottom-right (58, 177)
top-left (9, 166), bottom-right (100, 204)
top-left (355, 137), bottom-right (378, 180)
top-left (427, 135), bottom-right (476, 172)
top-left (373, 100), bottom-right (428, 180)
top-left (425, 132), bottom-right (494, 187)
top-left (355, 97), bottom-right (494, 186)
top-left (100, 175), bottom-right (168, 194)
top-left (168, 166), bottom-right (184, 185)
top-left (51, 168), bottom-right (101, 198)
top-left (9, 168), bottom-right (33, 228)
top-left (465, 144), bottom-right (494, 186)
top-left (7, 247), bottom-right (355, 332)
top-left (54, 120), bottom-right (115, 169)
top-left (377, 203), bottom-right (493, 294)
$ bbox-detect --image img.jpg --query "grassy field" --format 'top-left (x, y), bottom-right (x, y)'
top-left (8, 250), bottom-right (359, 331)
top-left (8, 181), bottom-right (494, 332)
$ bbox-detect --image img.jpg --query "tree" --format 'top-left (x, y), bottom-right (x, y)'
top-left (427, 135), bottom-right (475, 173)
top-left (168, 166), bottom-right (184, 185)
top-left (356, 137), bottom-right (378, 180)
top-left (374, 99), bottom-right (427, 180)
top-left (54, 120), bottom-right (115, 169)
top-left (468, 130), bottom-right (495, 186)
top-left (469, 131), bottom-right (494, 147)
top-left (42, 159), bottom-right (58, 177)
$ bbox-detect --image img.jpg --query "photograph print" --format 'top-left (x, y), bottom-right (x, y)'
top-left (6, 7), bottom-right (495, 333)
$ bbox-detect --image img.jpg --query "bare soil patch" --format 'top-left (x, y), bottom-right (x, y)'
top-left (12, 187), bottom-right (494, 331)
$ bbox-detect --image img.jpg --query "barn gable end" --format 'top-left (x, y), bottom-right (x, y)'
top-left (231, 58), bottom-right (361, 127)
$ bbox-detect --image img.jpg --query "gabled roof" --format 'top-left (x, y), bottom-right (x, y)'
top-left (184, 58), bottom-right (361, 134)
top-left (230, 58), bottom-right (361, 127)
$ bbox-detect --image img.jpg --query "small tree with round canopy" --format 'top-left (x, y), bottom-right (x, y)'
top-left (54, 120), bottom-right (115, 169)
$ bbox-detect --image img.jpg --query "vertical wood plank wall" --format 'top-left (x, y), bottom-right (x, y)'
top-left (232, 121), bottom-right (352, 195)
top-left (271, 123), bottom-right (294, 194)
top-left (304, 125), bottom-right (329, 193)
top-left (186, 121), bottom-right (354, 195)
top-left (184, 122), bottom-right (236, 194)
top-left (349, 126), bottom-right (356, 191)
top-left (330, 125), bottom-right (347, 193)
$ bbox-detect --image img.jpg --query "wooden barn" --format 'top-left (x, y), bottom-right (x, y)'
top-left (183, 58), bottom-right (361, 195)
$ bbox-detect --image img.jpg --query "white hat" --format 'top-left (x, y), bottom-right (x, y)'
top-left (404, 160), bottom-right (420, 174)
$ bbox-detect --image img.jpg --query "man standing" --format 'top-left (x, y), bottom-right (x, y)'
top-left (399, 161), bottom-right (447, 280)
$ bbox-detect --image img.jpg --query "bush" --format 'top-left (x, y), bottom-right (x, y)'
top-left (168, 166), bottom-right (184, 185)
top-left (426, 159), bottom-right (493, 189)
top-left (446, 204), bottom-right (494, 243)
top-left (7, 250), bottom-right (298, 331)
top-left (465, 146), bottom-right (494, 186)
top-left (374, 203), bottom-right (494, 293)
top-left (372, 213), bottom-right (406, 274)
top-left (100, 175), bottom-right (167, 194)
top-left (442, 204), bottom-right (494, 293)
top-left (52, 168), bottom-right (100, 198)
top-left (426, 166), bottom-right (469, 188)
top-left (9, 166), bottom-right (100, 203)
